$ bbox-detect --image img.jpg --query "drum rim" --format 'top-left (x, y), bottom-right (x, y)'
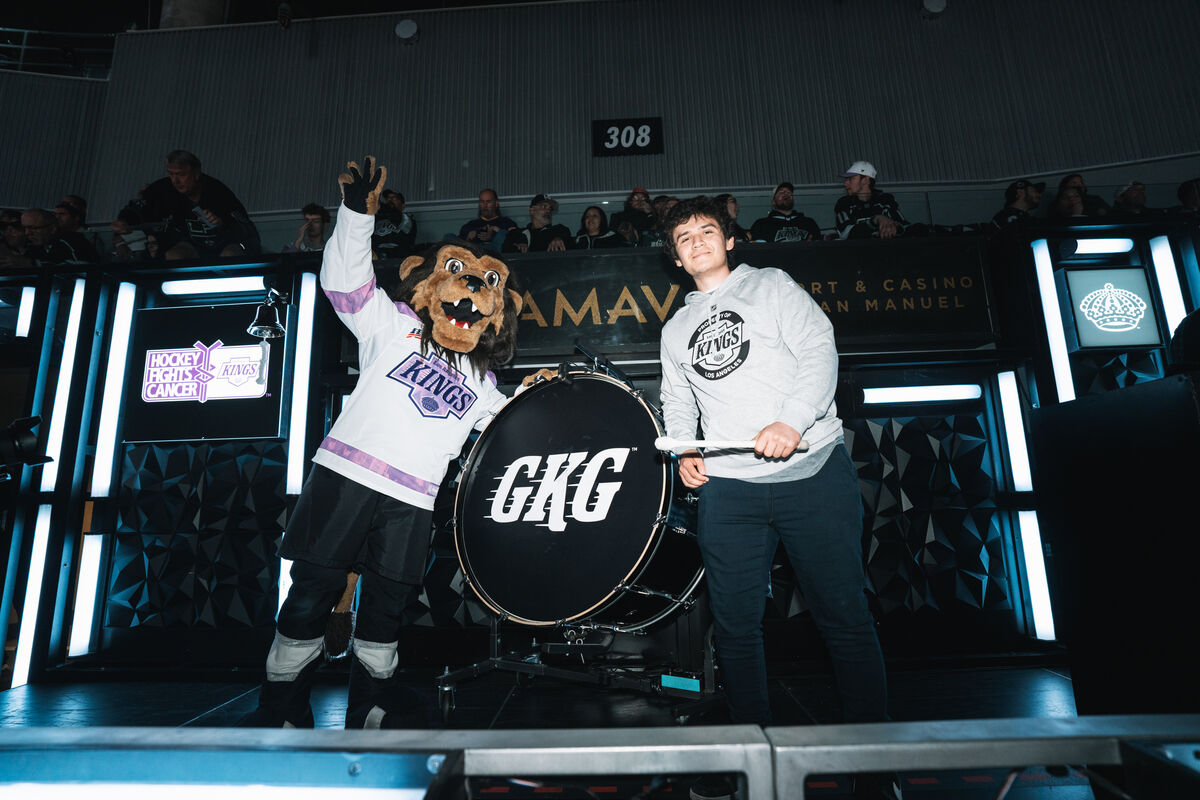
top-left (452, 370), bottom-right (670, 627)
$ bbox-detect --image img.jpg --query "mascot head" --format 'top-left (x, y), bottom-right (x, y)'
top-left (397, 241), bottom-right (523, 376)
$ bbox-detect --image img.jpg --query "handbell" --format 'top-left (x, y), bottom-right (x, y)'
top-left (247, 296), bottom-right (286, 339)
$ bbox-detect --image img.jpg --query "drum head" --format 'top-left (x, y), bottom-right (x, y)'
top-left (455, 373), bottom-right (668, 625)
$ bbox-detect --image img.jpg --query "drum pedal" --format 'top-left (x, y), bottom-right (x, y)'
top-left (541, 641), bottom-right (610, 656)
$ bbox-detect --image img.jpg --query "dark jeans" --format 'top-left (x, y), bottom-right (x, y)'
top-left (697, 446), bottom-right (887, 725)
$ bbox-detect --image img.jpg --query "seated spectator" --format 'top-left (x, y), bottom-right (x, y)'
top-left (1170, 178), bottom-right (1200, 216)
top-left (751, 182), bottom-right (822, 242)
top-left (991, 179), bottom-right (1045, 230)
top-left (713, 193), bottom-right (752, 242)
top-left (574, 205), bottom-right (626, 249)
top-left (20, 208), bottom-right (96, 266)
top-left (57, 194), bottom-right (106, 252)
top-left (458, 188), bottom-right (517, 250)
top-left (1, 209), bottom-right (28, 269)
top-left (639, 196), bottom-right (679, 249)
top-left (610, 187), bottom-right (657, 245)
top-left (505, 194), bottom-right (572, 253)
top-left (116, 150), bottom-right (261, 260)
top-left (1051, 174), bottom-right (1110, 217)
top-left (1049, 186), bottom-right (1085, 218)
top-left (285, 203), bottom-right (330, 252)
top-left (1112, 180), bottom-right (1159, 215)
top-left (834, 162), bottom-right (910, 239)
top-left (373, 189), bottom-right (417, 258)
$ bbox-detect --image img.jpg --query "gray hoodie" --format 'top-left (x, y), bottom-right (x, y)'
top-left (658, 264), bottom-right (843, 480)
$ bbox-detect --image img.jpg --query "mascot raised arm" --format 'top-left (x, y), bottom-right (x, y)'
top-left (241, 157), bottom-right (525, 729)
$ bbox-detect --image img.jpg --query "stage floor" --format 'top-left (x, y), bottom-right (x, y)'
top-left (0, 655), bottom-right (1101, 798)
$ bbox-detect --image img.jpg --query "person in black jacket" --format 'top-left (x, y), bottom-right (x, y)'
top-left (574, 205), bottom-right (627, 249)
top-left (991, 179), bottom-right (1045, 230)
top-left (113, 150), bottom-right (260, 260)
top-left (750, 182), bottom-right (822, 243)
top-left (504, 194), bottom-right (572, 253)
top-left (834, 161), bottom-right (909, 239)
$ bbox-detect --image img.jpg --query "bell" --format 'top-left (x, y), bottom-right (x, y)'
top-left (247, 300), bottom-right (285, 339)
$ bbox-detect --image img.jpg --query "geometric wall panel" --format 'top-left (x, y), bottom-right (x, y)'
top-left (768, 415), bottom-right (1012, 624)
top-left (1071, 350), bottom-right (1163, 398)
top-left (105, 440), bottom-right (287, 630)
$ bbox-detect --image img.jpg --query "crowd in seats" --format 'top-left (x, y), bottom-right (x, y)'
top-left (3, 150), bottom-right (1199, 272)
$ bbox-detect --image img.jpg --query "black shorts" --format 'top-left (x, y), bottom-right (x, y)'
top-left (279, 464), bottom-right (433, 585)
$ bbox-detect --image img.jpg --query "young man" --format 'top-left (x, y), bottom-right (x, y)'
top-left (659, 196), bottom-right (895, 798)
top-left (287, 203), bottom-right (330, 252)
top-left (749, 181), bottom-right (822, 243)
top-left (991, 178), bottom-right (1045, 230)
top-left (834, 161), bottom-right (909, 239)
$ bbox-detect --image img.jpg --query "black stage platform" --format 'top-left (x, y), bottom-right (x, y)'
top-left (0, 653), bottom-right (1118, 799)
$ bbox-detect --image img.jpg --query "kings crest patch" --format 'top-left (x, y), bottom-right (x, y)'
top-left (388, 352), bottom-right (477, 419)
top-left (688, 310), bottom-right (750, 380)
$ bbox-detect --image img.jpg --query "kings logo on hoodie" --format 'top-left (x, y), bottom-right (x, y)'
top-left (688, 310), bottom-right (750, 380)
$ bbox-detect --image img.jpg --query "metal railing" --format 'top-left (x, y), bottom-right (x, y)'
top-left (0, 26), bottom-right (116, 79)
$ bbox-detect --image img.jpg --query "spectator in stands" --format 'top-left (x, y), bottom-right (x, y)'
top-left (751, 182), bottom-right (822, 243)
top-left (834, 162), bottom-right (909, 239)
top-left (61, 194), bottom-right (87, 220)
top-left (0, 209), bottom-right (29, 269)
top-left (714, 193), bottom-right (752, 242)
top-left (116, 149), bottom-right (261, 260)
top-left (373, 189), bottom-right (417, 258)
top-left (56, 196), bottom-right (105, 258)
top-left (574, 205), bottom-right (626, 249)
top-left (20, 208), bottom-right (96, 265)
top-left (53, 202), bottom-right (84, 236)
top-left (1171, 178), bottom-right (1200, 217)
top-left (991, 179), bottom-right (1045, 230)
top-left (286, 203), bottom-right (330, 252)
top-left (652, 195), bottom-right (672, 224)
top-left (1052, 174), bottom-right (1110, 217)
top-left (610, 187), bottom-right (657, 245)
top-left (458, 188), bottom-right (517, 250)
top-left (1112, 180), bottom-right (1159, 216)
top-left (1050, 186), bottom-right (1085, 218)
top-left (505, 194), bottom-right (572, 253)
top-left (640, 197), bottom-right (679, 249)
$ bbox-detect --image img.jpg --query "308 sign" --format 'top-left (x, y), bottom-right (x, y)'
top-left (592, 117), bottom-right (664, 157)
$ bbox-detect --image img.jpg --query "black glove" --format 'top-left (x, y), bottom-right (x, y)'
top-left (338, 156), bottom-right (387, 215)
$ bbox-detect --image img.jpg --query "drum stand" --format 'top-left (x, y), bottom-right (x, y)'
top-left (435, 612), bottom-right (722, 725)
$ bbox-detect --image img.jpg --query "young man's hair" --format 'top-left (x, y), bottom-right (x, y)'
top-left (301, 202), bottom-right (330, 223)
top-left (660, 195), bottom-right (733, 260)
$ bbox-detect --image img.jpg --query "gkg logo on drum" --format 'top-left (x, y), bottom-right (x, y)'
top-left (689, 310), bottom-right (749, 380)
top-left (388, 352), bottom-right (477, 419)
top-left (487, 448), bottom-right (631, 532)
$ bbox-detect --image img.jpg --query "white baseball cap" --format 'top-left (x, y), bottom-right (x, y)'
top-left (840, 161), bottom-right (877, 179)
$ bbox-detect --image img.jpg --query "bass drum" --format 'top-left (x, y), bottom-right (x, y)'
top-left (454, 371), bottom-right (702, 632)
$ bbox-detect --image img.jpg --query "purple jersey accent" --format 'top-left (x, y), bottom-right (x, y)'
top-left (394, 301), bottom-right (420, 321)
top-left (485, 370), bottom-right (498, 387)
top-left (324, 275), bottom-right (377, 314)
top-left (319, 437), bottom-right (441, 497)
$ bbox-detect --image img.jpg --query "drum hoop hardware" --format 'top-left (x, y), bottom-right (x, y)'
top-left (617, 581), bottom-right (688, 605)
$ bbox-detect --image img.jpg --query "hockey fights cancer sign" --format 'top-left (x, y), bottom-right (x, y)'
top-left (123, 303), bottom-right (284, 442)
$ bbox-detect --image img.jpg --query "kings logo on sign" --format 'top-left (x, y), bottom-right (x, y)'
top-left (689, 310), bottom-right (750, 380)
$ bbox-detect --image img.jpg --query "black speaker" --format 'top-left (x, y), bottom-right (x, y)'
top-left (1031, 372), bottom-right (1200, 715)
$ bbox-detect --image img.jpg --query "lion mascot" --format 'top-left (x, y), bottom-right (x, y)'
top-left (242, 157), bottom-right (524, 729)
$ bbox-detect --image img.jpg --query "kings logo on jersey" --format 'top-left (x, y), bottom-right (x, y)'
top-left (688, 310), bottom-right (750, 380)
top-left (388, 352), bottom-right (478, 419)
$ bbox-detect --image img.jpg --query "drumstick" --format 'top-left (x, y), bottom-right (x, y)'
top-left (653, 436), bottom-right (810, 452)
